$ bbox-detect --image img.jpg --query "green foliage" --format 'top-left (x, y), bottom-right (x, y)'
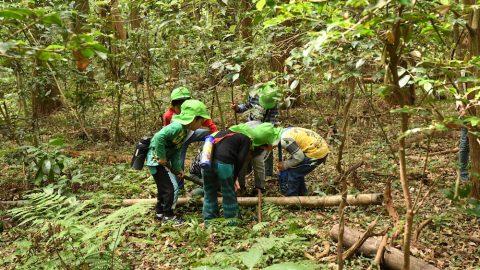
top-left (6, 138), bottom-right (70, 186)
top-left (196, 233), bottom-right (311, 269)
top-left (443, 184), bottom-right (480, 218)
top-left (4, 188), bottom-right (148, 269)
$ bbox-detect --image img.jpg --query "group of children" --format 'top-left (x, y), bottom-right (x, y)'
top-left (145, 83), bottom-right (330, 224)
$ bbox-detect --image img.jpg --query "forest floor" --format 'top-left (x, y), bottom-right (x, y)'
top-left (1, 97), bottom-right (479, 269)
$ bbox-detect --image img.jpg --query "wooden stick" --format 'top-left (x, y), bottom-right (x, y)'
top-left (231, 85), bottom-right (238, 125)
top-left (342, 218), bottom-right (378, 260)
top-left (317, 241), bottom-right (331, 259)
top-left (214, 88), bottom-right (226, 129)
top-left (413, 218), bottom-right (432, 244)
top-left (257, 188), bottom-right (262, 222)
top-left (373, 234), bottom-right (388, 268)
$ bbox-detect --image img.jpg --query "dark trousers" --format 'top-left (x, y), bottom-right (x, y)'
top-left (459, 127), bottom-right (470, 181)
top-left (150, 165), bottom-right (179, 216)
top-left (279, 156), bottom-right (327, 196)
top-left (265, 151), bottom-right (274, 177)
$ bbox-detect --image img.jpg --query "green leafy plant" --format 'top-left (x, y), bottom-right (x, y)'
top-left (195, 234), bottom-right (312, 269)
top-left (5, 188), bottom-right (149, 269)
top-left (8, 138), bottom-right (69, 186)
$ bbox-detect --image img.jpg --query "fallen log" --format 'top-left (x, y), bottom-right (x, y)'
top-left (1, 193), bottom-right (383, 208)
top-left (123, 193), bottom-right (383, 207)
top-left (330, 224), bottom-right (439, 270)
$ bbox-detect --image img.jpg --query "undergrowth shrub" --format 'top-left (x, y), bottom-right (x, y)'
top-left (2, 188), bottom-right (148, 269)
top-left (5, 138), bottom-right (71, 186)
top-left (194, 234), bottom-right (312, 269)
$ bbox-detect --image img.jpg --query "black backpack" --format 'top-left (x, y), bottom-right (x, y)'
top-left (131, 136), bottom-right (151, 170)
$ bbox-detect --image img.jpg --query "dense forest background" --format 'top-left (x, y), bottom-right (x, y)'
top-left (1, 0), bottom-right (480, 269)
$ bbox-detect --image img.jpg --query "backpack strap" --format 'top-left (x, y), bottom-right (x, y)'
top-left (213, 132), bottom-right (236, 144)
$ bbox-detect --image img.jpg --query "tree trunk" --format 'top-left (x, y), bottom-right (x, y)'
top-left (463, 0), bottom-right (480, 199)
top-left (73, 0), bottom-right (90, 72)
top-left (468, 134), bottom-right (480, 198)
top-left (269, 17), bottom-right (302, 104)
top-left (169, 37), bottom-right (180, 82)
top-left (110, 0), bottom-right (127, 40)
top-left (129, 2), bottom-right (142, 29)
top-left (335, 80), bottom-right (356, 270)
top-left (114, 87), bottom-right (123, 144)
top-left (399, 113), bottom-right (413, 270)
top-left (240, 0), bottom-right (254, 86)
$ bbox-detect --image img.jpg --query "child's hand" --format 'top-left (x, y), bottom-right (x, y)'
top-left (157, 159), bottom-right (167, 166)
top-left (231, 103), bottom-right (238, 112)
top-left (276, 162), bottom-right (284, 172)
top-left (234, 180), bottom-right (240, 191)
top-left (176, 171), bottom-right (185, 179)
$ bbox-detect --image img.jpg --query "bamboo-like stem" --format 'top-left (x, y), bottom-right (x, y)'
top-left (336, 80), bottom-right (356, 270)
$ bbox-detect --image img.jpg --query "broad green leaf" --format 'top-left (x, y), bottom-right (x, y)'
top-left (264, 261), bottom-right (318, 270)
top-left (42, 160), bottom-right (52, 175)
top-left (0, 10), bottom-right (25, 20)
top-left (37, 51), bottom-right (52, 61)
top-left (45, 44), bottom-right (65, 51)
top-left (290, 80), bottom-right (299, 90)
top-left (423, 82), bottom-right (433, 92)
top-left (90, 43), bottom-right (108, 53)
top-left (192, 267), bottom-right (237, 270)
top-left (398, 75), bottom-right (411, 88)
top-left (48, 137), bottom-right (65, 146)
top-left (96, 51), bottom-right (108, 60)
top-left (466, 116), bottom-right (480, 127)
top-left (81, 48), bottom-right (95, 58)
top-left (0, 42), bottom-right (15, 54)
top-left (42, 13), bottom-right (62, 26)
top-left (256, 0), bottom-right (266, 11)
top-left (232, 73), bottom-right (240, 82)
top-left (7, 8), bottom-right (35, 17)
top-left (397, 66), bottom-right (407, 77)
top-left (355, 58), bottom-right (365, 69)
top-left (52, 164), bottom-right (61, 175)
top-left (397, 0), bottom-right (412, 5)
top-left (240, 247), bottom-right (263, 270)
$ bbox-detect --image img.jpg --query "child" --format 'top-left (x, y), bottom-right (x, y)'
top-left (163, 86), bottom-right (218, 188)
top-left (163, 86), bottom-right (217, 132)
top-left (146, 99), bottom-right (211, 222)
top-left (276, 127), bottom-right (330, 196)
top-left (202, 123), bottom-right (280, 223)
top-left (231, 82), bottom-right (280, 125)
top-left (231, 82), bottom-right (281, 177)
top-left (237, 121), bottom-right (269, 193)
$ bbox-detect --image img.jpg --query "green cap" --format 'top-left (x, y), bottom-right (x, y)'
top-left (170, 86), bottom-right (192, 101)
top-left (257, 82), bottom-right (281, 110)
top-left (172, 99), bottom-right (210, 125)
top-left (229, 122), bottom-right (281, 147)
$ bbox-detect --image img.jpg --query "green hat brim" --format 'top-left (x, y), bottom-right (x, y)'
top-left (172, 99), bottom-right (210, 125)
top-left (259, 96), bottom-right (278, 110)
top-left (171, 87), bottom-right (192, 101)
top-left (230, 123), bottom-right (281, 147)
